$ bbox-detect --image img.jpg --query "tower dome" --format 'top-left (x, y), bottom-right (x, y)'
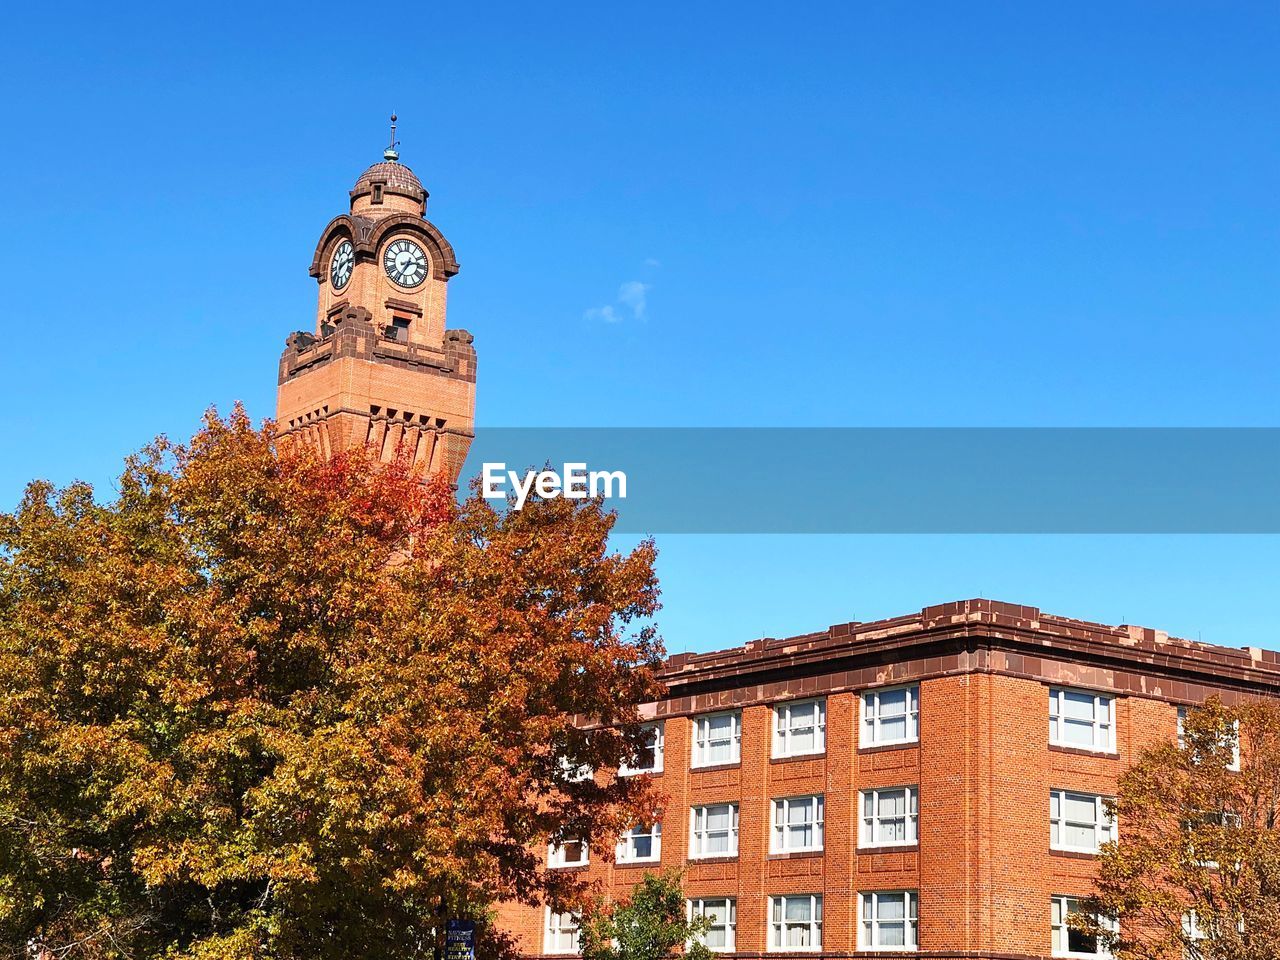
top-left (349, 159), bottom-right (427, 215)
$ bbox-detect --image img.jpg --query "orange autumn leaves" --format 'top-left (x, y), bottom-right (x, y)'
top-left (1080, 699), bottom-right (1280, 960)
top-left (0, 406), bottom-right (664, 960)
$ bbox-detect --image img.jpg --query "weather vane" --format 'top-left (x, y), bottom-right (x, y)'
top-left (384, 112), bottom-right (400, 162)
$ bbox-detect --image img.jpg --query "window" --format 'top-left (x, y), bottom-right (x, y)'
top-left (558, 755), bottom-right (594, 783)
top-left (372, 183), bottom-right (384, 203)
top-left (1051, 896), bottom-right (1115, 958)
top-left (1182, 910), bottom-right (1207, 956)
top-left (1181, 911), bottom-right (1242, 959)
top-left (689, 898), bottom-right (736, 952)
top-left (1184, 809), bottom-right (1243, 869)
top-left (386, 317), bottom-right (411, 342)
top-left (693, 711), bottom-right (741, 767)
top-left (620, 722), bottom-right (664, 776)
top-left (862, 685), bottom-right (919, 747)
top-left (1049, 689), bottom-right (1116, 753)
top-left (617, 823), bottom-right (661, 863)
top-left (1050, 790), bottom-right (1116, 853)
top-left (689, 804), bottom-right (739, 858)
top-left (1177, 706), bottom-right (1241, 771)
top-left (545, 909), bottom-right (580, 954)
top-left (548, 840), bottom-right (588, 868)
top-left (858, 891), bottom-right (917, 951)
top-left (769, 895), bottom-right (822, 951)
top-left (860, 787), bottom-right (919, 847)
top-left (774, 699), bottom-right (826, 757)
top-left (771, 795), bottom-right (824, 853)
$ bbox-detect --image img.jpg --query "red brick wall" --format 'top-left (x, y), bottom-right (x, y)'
top-left (496, 669), bottom-right (1191, 960)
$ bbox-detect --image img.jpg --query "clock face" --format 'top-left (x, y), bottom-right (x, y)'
top-left (330, 240), bottom-right (354, 290)
top-left (383, 238), bottom-right (428, 288)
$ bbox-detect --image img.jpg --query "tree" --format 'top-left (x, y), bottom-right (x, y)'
top-left (0, 407), bottom-right (664, 960)
top-left (1080, 698), bottom-right (1280, 960)
top-left (578, 870), bottom-right (712, 960)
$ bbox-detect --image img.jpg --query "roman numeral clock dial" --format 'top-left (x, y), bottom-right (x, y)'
top-left (383, 238), bottom-right (428, 288)
top-left (329, 240), bottom-right (353, 290)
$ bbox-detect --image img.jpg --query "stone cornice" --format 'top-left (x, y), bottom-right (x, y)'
top-left (657, 599), bottom-right (1280, 709)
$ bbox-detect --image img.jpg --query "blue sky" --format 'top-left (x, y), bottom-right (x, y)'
top-left (2, 1), bottom-right (1279, 652)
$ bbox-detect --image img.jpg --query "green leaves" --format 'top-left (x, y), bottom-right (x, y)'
top-left (578, 870), bottom-right (712, 960)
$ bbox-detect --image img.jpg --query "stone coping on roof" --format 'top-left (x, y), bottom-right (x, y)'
top-left (659, 598), bottom-right (1280, 695)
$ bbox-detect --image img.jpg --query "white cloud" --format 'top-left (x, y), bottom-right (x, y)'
top-left (584, 304), bottom-right (621, 323)
top-left (585, 280), bottom-right (651, 324)
top-left (617, 281), bottom-right (649, 319)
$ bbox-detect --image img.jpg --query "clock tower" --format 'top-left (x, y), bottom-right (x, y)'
top-left (276, 118), bottom-right (477, 481)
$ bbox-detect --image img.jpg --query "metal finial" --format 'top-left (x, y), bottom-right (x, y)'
top-left (384, 113), bottom-right (400, 162)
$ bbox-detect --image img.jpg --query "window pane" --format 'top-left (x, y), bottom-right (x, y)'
top-left (1064, 719), bottom-right (1096, 745)
top-left (784, 898), bottom-right (811, 921)
top-left (879, 923), bottom-right (906, 946)
top-left (1067, 928), bottom-right (1097, 953)
top-left (879, 689), bottom-right (907, 716)
top-left (880, 715), bottom-right (907, 740)
top-left (881, 790), bottom-right (906, 817)
top-left (1063, 692), bottom-right (1095, 721)
top-left (877, 894), bottom-right (906, 920)
top-left (1066, 823), bottom-right (1095, 848)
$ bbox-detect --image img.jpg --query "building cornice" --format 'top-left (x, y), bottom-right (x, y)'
top-left (655, 599), bottom-right (1280, 714)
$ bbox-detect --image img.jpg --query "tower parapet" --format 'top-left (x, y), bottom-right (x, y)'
top-left (276, 120), bottom-right (476, 481)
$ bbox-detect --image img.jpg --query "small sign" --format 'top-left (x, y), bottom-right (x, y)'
top-left (446, 920), bottom-right (476, 960)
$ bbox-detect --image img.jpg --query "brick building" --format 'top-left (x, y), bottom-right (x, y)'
top-left (496, 599), bottom-right (1280, 960)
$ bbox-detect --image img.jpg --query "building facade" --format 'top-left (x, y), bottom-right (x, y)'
top-left (276, 123), bottom-right (477, 482)
top-left (497, 598), bottom-right (1280, 960)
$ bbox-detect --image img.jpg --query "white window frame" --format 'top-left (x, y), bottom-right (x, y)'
top-left (861, 685), bottom-right (920, 747)
top-left (1181, 911), bottom-right (1242, 958)
top-left (616, 822), bottom-right (661, 864)
top-left (1050, 895), bottom-right (1116, 959)
top-left (1049, 688), bottom-right (1117, 754)
top-left (771, 795), bottom-right (825, 853)
top-left (773, 698), bottom-right (827, 758)
top-left (620, 721), bottom-right (665, 776)
top-left (548, 839), bottom-right (589, 868)
top-left (859, 786), bottom-right (919, 848)
top-left (1184, 808), bottom-right (1243, 869)
top-left (545, 908), bottom-right (581, 955)
top-left (692, 711), bottom-right (742, 768)
top-left (689, 803), bottom-right (739, 859)
top-left (769, 894), bottom-right (823, 952)
top-left (1050, 790), bottom-right (1117, 854)
top-left (688, 898), bottom-right (736, 952)
top-left (857, 890), bottom-right (918, 952)
top-left (1177, 706), bottom-right (1241, 772)
top-left (558, 755), bottom-right (594, 783)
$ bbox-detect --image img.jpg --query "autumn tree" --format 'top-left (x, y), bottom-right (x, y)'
top-left (578, 870), bottom-right (712, 960)
top-left (0, 407), bottom-right (664, 960)
top-left (1080, 698), bottom-right (1280, 960)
